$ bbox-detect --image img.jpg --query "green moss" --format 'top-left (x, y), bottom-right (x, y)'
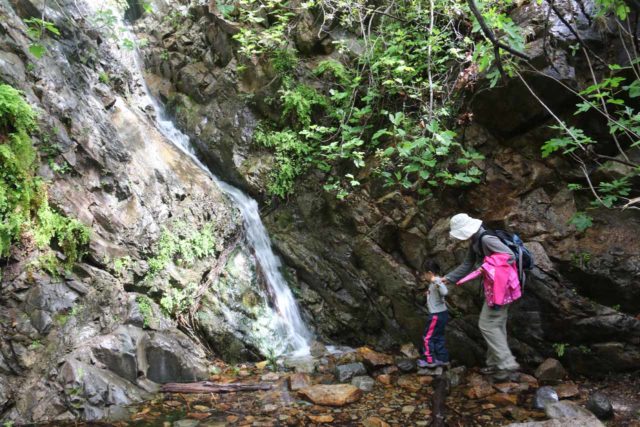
top-left (0, 84), bottom-right (90, 266)
top-left (136, 295), bottom-right (155, 328)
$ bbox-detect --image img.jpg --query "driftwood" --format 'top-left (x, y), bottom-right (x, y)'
top-left (161, 381), bottom-right (273, 394)
top-left (431, 375), bottom-right (450, 427)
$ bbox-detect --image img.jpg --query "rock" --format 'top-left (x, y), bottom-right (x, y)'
top-left (397, 375), bottom-right (421, 392)
top-left (417, 367), bottom-right (443, 376)
top-left (401, 405), bottom-right (416, 414)
top-left (357, 347), bottom-right (394, 368)
top-left (445, 365), bottom-right (467, 387)
top-left (518, 373), bottom-right (539, 387)
top-left (335, 362), bottom-right (366, 382)
top-left (396, 358), bottom-right (416, 373)
top-left (261, 372), bottom-right (280, 381)
top-left (362, 416), bottom-right (390, 427)
top-left (400, 343), bottom-right (420, 359)
top-left (298, 384), bottom-right (363, 406)
top-left (545, 401), bottom-right (600, 421)
top-left (284, 356), bottom-right (318, 374)
top-left (465, 381), bottom-right (495, 399)
top-left (289, 373), bottom-right (311, 391)
top-left (586, 392), bottom-right (614, 420)
top-left (310, 341), bottom-right (327, 357)
top-left (506, 419), bottom-right (604, 427)
top-left (351, 375), bottom-right (375, 392)
top-left (174, 420), bottom-right (200, 427)
top-left (555, 382), bottom-right (579, 399)
top-left (418, 375), bottom-right (434, 385)
top-left (533, 386), bottom-right (559, 409)
top-left (255, 361), bottom-right (269, 370)
top-left (143, 330), bottom-right (209, 383)
top-left (487, 393), bottom-right (519, 406)
top-left (376, 374), bottom-right (392, 385)
top-left (535, 358), bottom-right (567, 383)
top-left (308, 414), bottom-right (334, 423)
top-left (262, 404), bottom-right (278, 413)
top-left (494, 382), bottom-right (528, 394)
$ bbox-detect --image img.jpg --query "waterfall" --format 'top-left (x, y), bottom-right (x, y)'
top-left (95, 3), bottom-right (312, 356)
top-left (149, 97), bottom-right (312, 356)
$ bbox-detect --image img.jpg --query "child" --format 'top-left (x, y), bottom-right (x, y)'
top-left (417, 269), bottom-right (450, 368)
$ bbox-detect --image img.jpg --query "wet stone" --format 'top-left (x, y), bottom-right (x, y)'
top-left (586, 392), bottom-right (614, 420)
top-left (533, 386), bottom-right (559, 409)
top-left (351, 375), bottom-right (375, 392)
top-left (396, 358), bottom-right (416, 373)
top-left (357, 346), bottom-right (394, 368)
top-left (555, 382), bottom-right (579, 399)
top-left (335, 362), bottom-right (366, 382)
top-left (535, 358), bottom-right (567, 383)
top-left (289, 372), bottom-right (311, 391)
top-left (545, 401), bottom-right (598, 421)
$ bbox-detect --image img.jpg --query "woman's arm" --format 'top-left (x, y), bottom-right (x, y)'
top-left (444, 245), bottom-right (477, 284)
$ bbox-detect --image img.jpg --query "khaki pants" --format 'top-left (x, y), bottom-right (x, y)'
top-left (478, 302), bottom-right (519, 370)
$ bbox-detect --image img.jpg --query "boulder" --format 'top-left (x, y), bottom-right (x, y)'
top-left (586, 392), bottom-right (614, 420)
top-left (535, 358), bottom-right (567, 383)
top-left (298, 384), bottom-right (363, 406)
top-left (400, 343), bottom-right (420, 359)
top-left (351, 375), bottom-right (375, 392)
top-left (142, 331), bottom-right (208, 383)
top-left (357, 347), bottom-right (394, 369)
top-left (335, 362), bottom-right (367, 382)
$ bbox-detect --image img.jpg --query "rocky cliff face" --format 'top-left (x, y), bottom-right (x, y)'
top-left (0, 0), bottom-right (275, 423)
top-left (136, 0), bottom-right (640, 377)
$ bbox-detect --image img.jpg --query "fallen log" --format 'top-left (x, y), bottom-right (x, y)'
top-left (161, 381), bottom-right (273, 393)
top-left (431, 375), bottom-right (450, 427)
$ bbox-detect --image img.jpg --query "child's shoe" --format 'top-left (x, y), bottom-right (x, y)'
top-left (417, 359), bottom-right (438, 369)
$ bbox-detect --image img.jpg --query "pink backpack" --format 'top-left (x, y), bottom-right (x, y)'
top-left (456, 253), bottom-right (522, 307)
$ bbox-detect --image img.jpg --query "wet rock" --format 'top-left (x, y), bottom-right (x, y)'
top-left (494, 382), bottom-right (528, 393)
top-left (143, 331), bottom-right (208, 383)
top-left (310, 341), bottom-right (327, 357)
top-left (465, 380), bottom-right (495, 399)
top-left (487, 393), bottom-right (519, 406)
top-left (555, 382), bottom-right (579, 399)
top-left (284, 356), bottom-right (317, 374)
top-left (507, 419), bottom-right (604, 427)
top-left (397, 375), bottom-right (421, 392)
top-left (357, 346), bottom-right (394, 368)
top-left (445, 365), bottom-right (467, 387)
top-left (545, 401), bottom-right (600, 421)
top-left (396, 358), bottom-right (416, 373)
top-left (362, 416), bottom-right (390, 427)
top-left (351, 375), bottom-right (375, 392)
top-left (288, 373), bottom-right (311, 391)
top-left (376, 374), bottom-right (392, 385)
top-left (298, 384), bottom-right (363, 406)
top-left (335, 362), bottom-right (366, 382)
top-left (308, 414), bottom-right (334, 423)
top-left (533, 386), bottom-right (559, 409)
top-left (400, 343), bottom-right (420, 359)
top-left (535, 358), bottom-right (567, 383)
top-left (261, 372), bottom-right (279, 381)
top-left (586, 392), bottom-right (614, 420)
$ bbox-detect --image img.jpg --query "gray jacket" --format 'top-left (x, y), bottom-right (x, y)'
top-left (427, 277), bottom-right (449, 313)
top-left (445, 227), bottom-right (514, 284)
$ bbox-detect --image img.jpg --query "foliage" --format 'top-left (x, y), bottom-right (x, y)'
top-left (0, 84), bottom-right (89, 266)
top-left (553, 342), bottom-right (568, 358)
top-left (145, 221), bottom-right (216, 281)
top-left (160, 282), bottom-right (198, 317)
top-left (23, 17), bottom-right (60, 59)
top-left (136, 295), bottom-right (155, 328)
top-left (226, 0), bottom-right (523, 200)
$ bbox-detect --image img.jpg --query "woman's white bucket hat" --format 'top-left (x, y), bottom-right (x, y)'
top-left (449, 213), bottom-right (482, 240)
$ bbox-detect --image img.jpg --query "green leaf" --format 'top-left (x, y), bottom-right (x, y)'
top-left (569, 212), bottom-right (593, 232)
top-left (28, 43), bottom-right (46, 59)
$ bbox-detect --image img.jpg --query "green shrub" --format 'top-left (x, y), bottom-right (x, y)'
top-left (0, 84), bottom-right (89, 266)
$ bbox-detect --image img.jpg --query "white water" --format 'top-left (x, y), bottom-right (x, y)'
top-left (149, 98), bottom-right (312, 356)
top-left (95, 4), bottom-right (312, 356)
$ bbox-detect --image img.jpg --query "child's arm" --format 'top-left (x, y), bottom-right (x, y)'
top-left (434, 277), bottom-right (449, 297)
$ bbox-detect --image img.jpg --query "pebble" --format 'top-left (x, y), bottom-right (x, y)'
top-left (555, 382), bottom-right (579, 399)
top-left (261, 372), bottom-right (279, 381)
top-left (376, 374), bottom-right (392, 385)
top-left (401, 405), bottom-right (416, 414)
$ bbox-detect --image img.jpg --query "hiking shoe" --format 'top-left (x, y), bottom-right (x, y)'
top-left (417, 359), bottom-right (438, 369)
top-left (479, 366), bottom-right (498, 375)
top-left (492, 368), bottom-right (520, 382)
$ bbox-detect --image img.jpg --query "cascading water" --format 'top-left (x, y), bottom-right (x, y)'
top-left (95, 3), bottom-right (311, 356)
top-left (149, 98), bottom-right (312, 356)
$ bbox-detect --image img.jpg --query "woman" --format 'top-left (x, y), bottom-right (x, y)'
top-left (440, 213), bottom-right (520, 377)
